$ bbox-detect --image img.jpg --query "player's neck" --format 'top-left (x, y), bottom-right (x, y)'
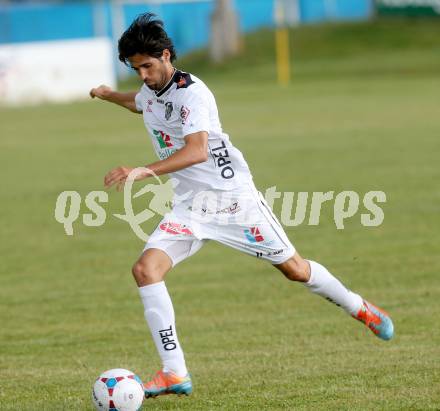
top-left (155, 67), bottom-right (176, 94)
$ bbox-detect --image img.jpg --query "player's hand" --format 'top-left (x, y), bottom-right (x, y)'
top-left (104, 166), bottom-right (152, 191)
top-left (90, 85), bottom-right (113, 100)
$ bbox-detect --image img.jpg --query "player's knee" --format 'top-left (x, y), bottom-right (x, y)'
top-left (278, 257), bottom-right (310, 282)
top-left (131, 259), bottom-right (164, 286)
top-left (283, 267), bottom-right (308, 282)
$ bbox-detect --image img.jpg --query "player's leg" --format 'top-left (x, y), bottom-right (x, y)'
top-left (134, 219), bottom-right (205, 397)
top-left (132, 247), bottom-right (172, 286)
top-left (214, 183), bottom-right (393, 340)
top-left (274, 253), bottom-right (394, 340)
top-left (132, 248), bottom-right (189, 377)
top-left (273, 253), bottom-right (363, 313)
top-left (133, 248), bottom-right (191, 397)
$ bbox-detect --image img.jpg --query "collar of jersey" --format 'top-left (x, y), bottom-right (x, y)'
top-left (152, 68), bottom-right (177, 98)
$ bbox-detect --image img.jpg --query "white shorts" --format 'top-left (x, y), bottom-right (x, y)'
top-left (143, 182), bottom-right (295, 266)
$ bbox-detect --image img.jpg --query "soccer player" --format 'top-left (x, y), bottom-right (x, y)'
top-left (90, 13), bottom-right (393, 398)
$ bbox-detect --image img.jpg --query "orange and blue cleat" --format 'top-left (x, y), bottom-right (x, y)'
top-left (144, 370), bottom-right (192, 398)
top-left (354, 300), bottom-right (394, 340)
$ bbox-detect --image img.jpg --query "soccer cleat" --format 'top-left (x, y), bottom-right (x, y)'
top-left (144, 370), bottom-right (192, 398)
top-left (353, 300), bottom-right (394, 340)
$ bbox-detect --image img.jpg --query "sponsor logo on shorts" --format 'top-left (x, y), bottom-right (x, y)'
top-left (217, 202), bottom-right (241, 215)
top-left (269, 249), bottom-right (284, 256)
top-left (244, 227), bottom-right (264, 243)
top-left (186, 201), bottom-right (241, 215)
top-left (256, 249), bottom-right (284, 258)
top-left (160, 222), bottom-right (193, 236)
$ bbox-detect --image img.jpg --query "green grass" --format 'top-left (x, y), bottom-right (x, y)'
top-left (1, 18), bottom-right (440, 410)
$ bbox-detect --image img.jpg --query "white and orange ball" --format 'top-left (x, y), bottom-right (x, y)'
top-left (92, 368), bottom-right (144, 411)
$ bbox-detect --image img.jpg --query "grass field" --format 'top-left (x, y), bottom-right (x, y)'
top-left (1, 19), bottom-right (440, 410)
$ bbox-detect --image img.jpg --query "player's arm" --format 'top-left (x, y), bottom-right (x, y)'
top-left (104, 131), bottom-right (208, 190)
top-left (90, 85), bottom-right (141, 113)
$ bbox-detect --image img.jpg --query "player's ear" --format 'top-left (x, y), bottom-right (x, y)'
top-left (162, 49), bottom-right (171, 63)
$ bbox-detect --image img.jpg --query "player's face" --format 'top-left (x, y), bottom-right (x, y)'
top-left (128, 51), bottom-right (173, 91)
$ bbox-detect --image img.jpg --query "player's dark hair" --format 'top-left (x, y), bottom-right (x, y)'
top-left (118, 13), bottom-right (176, 64)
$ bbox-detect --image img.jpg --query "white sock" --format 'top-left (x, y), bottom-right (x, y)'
top-left (138, 281), bottom-right (188, 377)
top-left (305, 260), bottom-right (363, 316)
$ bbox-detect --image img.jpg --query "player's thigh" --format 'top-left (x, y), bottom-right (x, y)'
top-left (143, 217), bottom-right (206, 268)
top-left (215, 221), bottom-right (295, 264)
top-left (212, 189), bottom-right (295, 264)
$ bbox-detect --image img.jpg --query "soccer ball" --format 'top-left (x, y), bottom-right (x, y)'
top-left (92, 368), bottom-right (144, 411)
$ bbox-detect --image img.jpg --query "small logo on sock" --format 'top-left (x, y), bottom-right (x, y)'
top-left (159, 325), bottom-right (177, 351)
top-left (325, 297), bottom-right (341, 308)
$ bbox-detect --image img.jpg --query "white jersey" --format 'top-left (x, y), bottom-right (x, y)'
top-left (134, 70), bottom-right (253, 199)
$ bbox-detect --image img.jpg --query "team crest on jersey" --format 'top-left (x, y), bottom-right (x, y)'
top-left (165, 102), bottom-right (173, 120)
top-left (146, 99), bottom-right (153, 112)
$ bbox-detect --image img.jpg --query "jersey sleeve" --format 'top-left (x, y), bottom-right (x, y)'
top-left (135, 92), bottom-right (143, 112)
top-left (180, 89), bottom-right (210, 137)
